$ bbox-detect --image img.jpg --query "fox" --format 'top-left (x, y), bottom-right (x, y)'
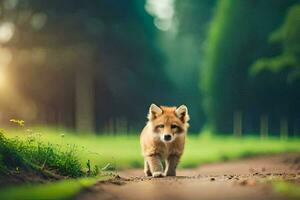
top-left (140, 104), bottom-right (190, 177)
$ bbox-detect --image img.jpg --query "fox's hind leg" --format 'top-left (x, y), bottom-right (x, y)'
top-left (144, 160), bottom-right (152, 177)
top-left (165, 155), bottom-right (180, 176)
top-left (146, 155), bottom-right (164, 177)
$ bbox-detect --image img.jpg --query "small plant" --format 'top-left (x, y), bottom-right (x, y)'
top-left (101, 163), bottom-right (116, 171)
top-left (9, 119), bottom-right (25, 127)
top-left (86, 160), bottom-right (91, 176)
top-left (86, 160), bottom-right (101, 176)
top-left (93, 165), bottom-right (100, 176)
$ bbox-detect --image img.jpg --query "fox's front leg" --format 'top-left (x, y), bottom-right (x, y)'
top-left (146, 155), bottom-right (164, 177)
top-left (165, 155), bottom-right (180, 176)
top-left (144, 160), bottom-right (152, 177)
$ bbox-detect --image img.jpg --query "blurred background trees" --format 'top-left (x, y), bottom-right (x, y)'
top-left (251, 5), bottom-right (300, 82)
top-left (200, 0), bottom-right (299, 136)
top-left (0, 0), bottom-right (173, 133)
top-left (0, 0), bottom-right (299, 136)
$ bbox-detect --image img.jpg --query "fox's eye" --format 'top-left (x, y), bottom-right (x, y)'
top-left (171, 124), bottom-right (179, 129)
top-left (157, 124), bottom-right (164, 129)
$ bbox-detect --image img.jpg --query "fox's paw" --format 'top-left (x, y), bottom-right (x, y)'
top-left (144, 170), bottom-right (152, 177)
top-left (165, 170), bottom-right (176, 176)
top-left (152, 171), bottom-right (164, 178)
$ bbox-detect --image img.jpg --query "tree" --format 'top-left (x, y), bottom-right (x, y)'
top-left (200, 0), bottom-right (298, 134)
top-left (145, 0), bottom-right (216, 132)
top-left (0, 0), bottom-right (173, 133)
top-left (250, 4), bottom-right (300, 82)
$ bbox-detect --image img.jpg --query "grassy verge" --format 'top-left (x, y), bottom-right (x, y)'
top-left (272, 180), bottom-right (300, 199)
top-left (4, 127), bottom-right (300, 169)
top-left (0, 126), bottom-right (113, 200)
top-left (0, 176), bottom-right (110, 200)
top-left (0, 128), bottom-right (99, 186)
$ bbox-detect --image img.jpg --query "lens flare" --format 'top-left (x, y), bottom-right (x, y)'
top-left (0, 22), bottom-right (15, 43)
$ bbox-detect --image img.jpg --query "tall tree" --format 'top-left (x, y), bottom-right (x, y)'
top-left (200, 0), bottom-right (298, 134)
top-left (251, 4), bottom-right (300, 82)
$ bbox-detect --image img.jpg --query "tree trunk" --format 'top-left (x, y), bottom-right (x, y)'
top-left (280, 117), bottom-right (288, 140)
top-left (75, 66), bottom-right (95, 133)
top-left (233, 111), bottom-right (242, 137)
top-left (260, 115), bottom-right (268, 139)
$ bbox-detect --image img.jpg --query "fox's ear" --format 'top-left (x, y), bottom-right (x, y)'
top-left (147, 104), bottom-right (162, 120)
top-left (175, 105), bottom-right (190, 122)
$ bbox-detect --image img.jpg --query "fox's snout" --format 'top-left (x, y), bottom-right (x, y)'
top-left (160, 133), bottom-right (173, 142)
top-left (164, 134), bottom-right (172, 141)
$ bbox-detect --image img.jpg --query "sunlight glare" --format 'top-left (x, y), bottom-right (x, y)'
top-left (0, 22), bottom-right (15, 43)
top-left (145, 0), bottom-right (175, 31)
top-left (154, 18), bottom-right (172, 31)
top-left (145, 0), bottom-right (174, 20)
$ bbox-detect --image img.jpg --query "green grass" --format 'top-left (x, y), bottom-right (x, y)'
top-left (1, 126), bottom-right (300, 200)
top-left (272, 180), bottom-right (300, 199)
top-left (3, 127), bottom-right (300, 170)
top-left (181, 135), bottom-right (300, 168)
top-left (0, 128), bottom-right (113, 200)
top-left (0, 129), bottom-right (99, 179)
top-left (0, 176), bottom-right (110, 200)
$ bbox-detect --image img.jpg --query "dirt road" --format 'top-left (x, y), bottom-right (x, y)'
top-left (77, 153), bottom-right (300, 200)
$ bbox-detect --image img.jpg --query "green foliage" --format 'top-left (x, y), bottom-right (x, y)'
top-left (201, 0), bottom-right (238, 131)
top-left (200, 0), bottom-right (298, 133)
top-left (272, 180), bottom-right (300, 198)
top-left (0, 132), bottom-right (27, 171)
top-left (0, 177), bottom-right (106, 200)
top-left (0, 128), bottom-right (100, 178)
top-left (251, 4), bottom-right (300, 82)
top-left (250, 54), bottom-right (297, 75)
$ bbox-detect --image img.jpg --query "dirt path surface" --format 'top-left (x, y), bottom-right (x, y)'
top-left (77, 153), bottom-right (300, 200)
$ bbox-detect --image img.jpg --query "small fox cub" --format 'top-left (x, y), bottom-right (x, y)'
top-left (140, 104), bottom-right (190, 177)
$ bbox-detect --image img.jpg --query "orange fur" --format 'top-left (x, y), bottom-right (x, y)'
top-left (140, 104), bottom-right (190, 177)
